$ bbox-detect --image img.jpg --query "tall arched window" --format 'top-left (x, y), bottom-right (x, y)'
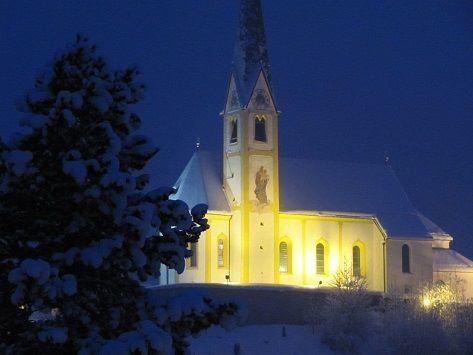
top-left (217, 238), bottom-right (224, 268)
top-left (279, 241), bottom-right (289, 273)
top-left (402, 244), bottom-right (410, 273)
top-left (230, 119), bottom-right (238, 144)
top-left (353, 245), bottom-right (361, 277)
top-left (254, 116), bottom-right (267, 142)
top-left (316, 243), bottom-right (325, 275)
top-left (186, 242), bottom-right (197, 268)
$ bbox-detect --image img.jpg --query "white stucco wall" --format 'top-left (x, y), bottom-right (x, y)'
top-left (386, 238), bottom-right (433, 296)
top-left (434, 270), bottom-right (473, 300)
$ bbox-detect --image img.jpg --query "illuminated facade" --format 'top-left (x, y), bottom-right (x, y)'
top-left (161, 0), bottom-right (473, 297)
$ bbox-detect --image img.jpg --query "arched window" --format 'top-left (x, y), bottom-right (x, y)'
top-left (254, 116), bottom-right (267, 142)
top-left (316, 243), bottom-right (325, 275)
top-left (217, 238), bottom-right (225, 268)
top-left (353, 245), bottom-right (361, 277)
top-left (402, 244), bottom-right (410, 273)
top-left (216, 233), bottom-right (228, 268)
top-left (230, 119), bottom-right (238, 144)
top-left (187, 242), bottom-right (197, 268)
top-left (279, 241), bottom-right (289, 273)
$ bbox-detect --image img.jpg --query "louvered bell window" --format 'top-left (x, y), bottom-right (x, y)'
top-left (254, 116), bottom-right (267, 142)
top-left (230, 119), bottom-right (238, 144)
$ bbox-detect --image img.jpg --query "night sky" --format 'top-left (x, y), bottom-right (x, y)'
top-left (1, 1), bottom-right (472, 257)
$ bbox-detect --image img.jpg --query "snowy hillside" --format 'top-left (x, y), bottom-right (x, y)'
top-left (187, 325), bottom-right (331, 355)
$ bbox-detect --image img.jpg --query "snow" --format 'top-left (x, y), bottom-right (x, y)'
top-left (191, 203), bottom-right (208, 219)
top-left (19, 258), bottom-right (51, 284)
top-left (62, 274), bottom-right (77, 295)
top-left (63, 159), bottom-right (87, 185)
top-left (433, 248), bottom-right (473, 269)
top-left (100, 122), bottom-right (122, 154)
top-left (100, 155), bottom-right (126, 187)
top-left (26, 241), bottom-right (40, 248)
top-left (98, 321), bottom-right (172, 355)
top-left (171, 151), bottom-right (230, 212)
top-left (171, 150), bottom-right (443, 239)
top-left (20, 113), bottom-right (49, 129)
top-left (3, 149), bottom-right (33, 175)
top-left (38, 327), bottom-right (68, 344)
top-left (1, 34), bottom-right (212, 353)
top-left (71, 91), bottom-right (84, 109)
top-left (81, 246), bottom-right (104, 268)
top-left (29, 310), bottom-right (55, 322)
top-left (81, 236), bottom-right (124, 268)
top-left (187, 324), bottom-right (331, 355)
top-left (125, 135), bottom-right (156, 157)
top-left (62, 109), bottom-right (76, 126)
top-left (90, 80), bottom-right (114, 114)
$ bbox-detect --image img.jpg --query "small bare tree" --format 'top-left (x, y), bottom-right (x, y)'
top-left (320, 260), bottom-right (371, 353)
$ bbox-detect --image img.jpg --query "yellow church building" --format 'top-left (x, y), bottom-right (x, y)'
top-left (160, 0), bottom-right (473, 298)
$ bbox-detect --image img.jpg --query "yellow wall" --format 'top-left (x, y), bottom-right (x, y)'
top-left (178, 213), bottom-right (233, 284)
top-left (180, 212), bottom-right (387, 293)
top-left (277, 214), bottom-right (385, 291)
top-left (179, 211), bottom-right (447, 298)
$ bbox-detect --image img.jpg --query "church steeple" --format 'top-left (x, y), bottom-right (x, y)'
top-left (232, 0), bottom-right (272, 108)
top-left (222, 0), bottom-right (280, 284)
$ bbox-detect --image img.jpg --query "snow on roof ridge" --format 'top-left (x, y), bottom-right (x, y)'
top-left (433, 248), bottom-right (473, 269)
top-left (415, 210), bottom-right (447, 235)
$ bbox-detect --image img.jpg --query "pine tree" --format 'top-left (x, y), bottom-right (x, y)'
top-left (0, 35), bottom-right (225, 353)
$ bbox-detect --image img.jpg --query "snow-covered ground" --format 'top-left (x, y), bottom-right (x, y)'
top-left (187, 324), bottom-right (332, 355)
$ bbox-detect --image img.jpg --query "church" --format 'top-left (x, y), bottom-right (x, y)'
top-left (160, 0), bottom-right (473, 298)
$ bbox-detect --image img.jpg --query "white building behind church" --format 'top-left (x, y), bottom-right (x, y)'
top-left (160, 0), bottom-right (473, 298)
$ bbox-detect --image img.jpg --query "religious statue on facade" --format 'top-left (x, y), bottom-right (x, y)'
top-left (254, 166), bottom-right (269, 205)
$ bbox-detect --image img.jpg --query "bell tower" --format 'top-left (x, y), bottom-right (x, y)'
top-left (222, 0), bottom-right (280, 283)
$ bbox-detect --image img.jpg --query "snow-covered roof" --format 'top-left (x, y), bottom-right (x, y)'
top-left (416, 212), bottom-right (447, 235)
top-left (433, 249), bottom-right (473, 270)
top-left (279, 158), bottom-right (443, 239)
top-left (170, 151), bottom-right (447, 239)
top-left (172, 151), bottom-right (230, 212)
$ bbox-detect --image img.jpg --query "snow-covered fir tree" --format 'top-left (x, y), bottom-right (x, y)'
top-left (0, 35), bottom-right (239, 354)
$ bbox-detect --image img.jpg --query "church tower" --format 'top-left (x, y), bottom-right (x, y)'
top-left (222, 0), bottom-right (279, 283)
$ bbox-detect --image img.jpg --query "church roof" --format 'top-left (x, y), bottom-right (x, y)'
top-left (172, 151), bottom-right (230, 212)
top-left (433, 248), bottom-right (473, 270)
top-left (171, 150), bottom-right (445, 240)
top-left (232, 0), bottom-right (272, 107)
top-left (279, 158), bottom-right (441, 239)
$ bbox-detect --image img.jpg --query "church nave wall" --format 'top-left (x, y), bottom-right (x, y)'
top-left (386, 238), bottom-right (433, 296)
top-left (278, 215), bottom-right (385, 291)
top-left (177, 214), bottom-right (234, 285)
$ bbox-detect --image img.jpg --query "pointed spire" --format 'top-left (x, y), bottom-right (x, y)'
top-left (232, 0), bottom-right (271, 107)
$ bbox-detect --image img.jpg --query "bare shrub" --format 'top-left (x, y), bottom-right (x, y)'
top-left (320, 261), bottom-right (371, 353)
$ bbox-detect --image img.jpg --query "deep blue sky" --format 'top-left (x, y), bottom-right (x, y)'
top-left (1, 1), bottom-right (472, 257)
